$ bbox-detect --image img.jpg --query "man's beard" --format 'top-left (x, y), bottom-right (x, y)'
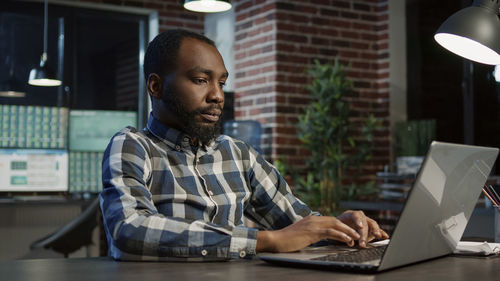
top-left (163, 93), bottom-right (222, 146)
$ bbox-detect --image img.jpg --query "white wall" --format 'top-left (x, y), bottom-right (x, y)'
top-left (389, 0), bottom-right (407, 128)
top-left (205, 10), bottom-right (236, 92)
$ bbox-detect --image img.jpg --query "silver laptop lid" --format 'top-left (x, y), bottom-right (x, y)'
top-left (378, 141), bottom-right (498, 270)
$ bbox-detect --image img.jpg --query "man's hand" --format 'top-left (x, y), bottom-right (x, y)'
top-left (256, 211), bottom-right (389, 253)
top-left (337, 210), bottom-right (389, 247)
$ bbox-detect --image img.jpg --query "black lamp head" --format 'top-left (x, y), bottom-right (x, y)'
top-left (435, 0), bottom-right (500, 65)
top-left (28, 0), bottom-right (62, 87)
top-left (28, 53), bottom-right (61, 87)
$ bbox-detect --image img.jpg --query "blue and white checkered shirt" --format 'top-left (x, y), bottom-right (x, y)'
top-left (99, 114), bottom-right (312, 261)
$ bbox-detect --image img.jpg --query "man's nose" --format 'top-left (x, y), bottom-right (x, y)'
top-left (207, 83), bottom-right (224, 103)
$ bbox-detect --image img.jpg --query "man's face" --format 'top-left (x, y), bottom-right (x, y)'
top-left (159, 38), bottom-right (228, 145)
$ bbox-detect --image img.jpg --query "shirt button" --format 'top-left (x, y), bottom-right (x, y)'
top-left (201, 249), bottom-right (208, 256)
top-left (239, 251), bottom-right (246, 258)
top-left (175, 145), bottom-right (180, 150)
top-left (208, 190), bottom-right (214, 196)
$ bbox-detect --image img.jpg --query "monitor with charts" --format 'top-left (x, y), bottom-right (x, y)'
top-left (0, 148), bottom-right (68, 192)
top-left (69, 110), bottom-right (137, 152)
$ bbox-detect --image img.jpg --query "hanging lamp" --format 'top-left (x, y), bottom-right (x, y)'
top-left (183, 0), bottom-right (232, 13)
top-left (28, 0), bottom-right (61, 86)
top-left (0, 54), bottom-right (26, 98)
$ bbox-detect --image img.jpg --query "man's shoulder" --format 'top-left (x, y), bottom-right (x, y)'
top-left (214, 134), bottom-right (257, 157)
top-left (107, 126), bottom-right (153, 148)
top-left (216, 134), bottom-right (247, 148)
top-left (112, 126), bottom-right (144, 139)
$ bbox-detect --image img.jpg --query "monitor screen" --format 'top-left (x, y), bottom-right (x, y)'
top-left (0, 149), bottom-right (68, 192)
top-left (69, 110), bottom-right (137, 152)
top-left (0, 105), bottom-right (68, 149)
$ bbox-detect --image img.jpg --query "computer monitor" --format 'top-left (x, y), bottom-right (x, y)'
top-left (69, 110), bottom-right (137, 152)
top-left (0, 148), bottom-right (68, 192)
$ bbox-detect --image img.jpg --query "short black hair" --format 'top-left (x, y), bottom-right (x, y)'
top-left (143, 29), bottom-right (215, 80)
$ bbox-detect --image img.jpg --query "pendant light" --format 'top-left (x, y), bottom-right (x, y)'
top-left (434, 0), bottom-right (500, 65)
top-left (0, 54), bottom-right (26, 98)
top-left (28, 0), bottom-right (61, 86)
top-left (0, 74), bottom-right (26, 98)
top-left (183, 0), bottom-right (232, 13)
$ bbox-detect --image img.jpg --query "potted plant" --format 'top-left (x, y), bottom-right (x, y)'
top-left (276, 59), bottom-right (380, 215)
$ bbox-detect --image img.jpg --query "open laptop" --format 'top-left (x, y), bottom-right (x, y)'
top-left (259, 141), bottom-right (499, 273)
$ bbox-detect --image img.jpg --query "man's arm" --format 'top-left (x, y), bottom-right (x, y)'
top-left (241, 143), bottom-right (388, 253)
top-left (256, 213), bottom-right (389, 253)
top-left (100, 129), bottom-right (257, 261)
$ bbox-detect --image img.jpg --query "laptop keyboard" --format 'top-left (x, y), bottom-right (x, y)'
top-left (311, 245), bottom-right (387, 263)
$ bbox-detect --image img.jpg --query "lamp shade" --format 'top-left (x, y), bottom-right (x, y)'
top-left (184, 0), bottom-right (231, 13)
top-left (434, 0), bottom-right (500, 65)
top-left (28, 54), bottom-right (61, 87)
top-left (0, 77), bottom-right (26, 98)
top-left (29, 0), bottom-right (62, 87)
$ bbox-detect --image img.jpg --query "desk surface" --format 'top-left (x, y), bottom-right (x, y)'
top-left (1, 255), bottom-right (499, 281)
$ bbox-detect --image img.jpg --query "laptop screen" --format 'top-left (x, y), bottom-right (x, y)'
top-left (378, 141), bottom-right (498, 270)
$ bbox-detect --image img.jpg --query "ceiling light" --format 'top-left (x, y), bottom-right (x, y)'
top-left (184, 0), bottom-right (232, 13)
top-left (28, 0), bottom-right (62, 87)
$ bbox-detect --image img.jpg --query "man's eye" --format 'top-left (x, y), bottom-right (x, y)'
top-left (193, 78), bottom-right (207, 84)
top-left (219, 82), bottom-right (226, 88)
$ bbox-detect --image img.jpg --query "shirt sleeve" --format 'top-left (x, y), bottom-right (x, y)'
top-left (242, 144), bottom-right (313, 230)
top-left (99, 129), bottom-right (258, 261)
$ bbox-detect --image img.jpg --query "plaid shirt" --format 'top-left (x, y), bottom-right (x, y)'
top-left (100, 114), bottom-right (312, 261)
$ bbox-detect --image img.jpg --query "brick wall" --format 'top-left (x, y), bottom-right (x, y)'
top-left (74, 0), bottom-right (205, 33)
top-left (234, 0), bottom-right (391, 182)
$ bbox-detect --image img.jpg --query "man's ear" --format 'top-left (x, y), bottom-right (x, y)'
top-left (147, 73), bottom-right (162, 99)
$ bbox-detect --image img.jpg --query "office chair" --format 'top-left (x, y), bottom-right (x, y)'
top-left (223, 120), bottom-right (262, 153)
top-left (30, 197), bottom-right (100, 258)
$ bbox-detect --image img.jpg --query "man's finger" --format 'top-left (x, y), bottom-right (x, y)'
top-left (324, 217), bottom-right (360, 242)
top-left (325, 228), bottom-right (356, 246)
top-left (351, 211), bottom-right (369, 247)
top-left (380, 229), bottom-right (390, 239)
top-left (365, 217), bottom-right (386, 238)
top-left (365, 218), bottom-right (390, 241)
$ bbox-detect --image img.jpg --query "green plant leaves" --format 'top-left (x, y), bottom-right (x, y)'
top-left (279, 58), bottom-right (381, 215)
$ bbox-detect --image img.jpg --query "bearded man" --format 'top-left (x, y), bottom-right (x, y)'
top-left (99, 29), bottom-right (388, 261)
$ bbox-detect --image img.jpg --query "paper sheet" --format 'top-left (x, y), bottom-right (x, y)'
top-left (454, 241), bottom-right (500, 256)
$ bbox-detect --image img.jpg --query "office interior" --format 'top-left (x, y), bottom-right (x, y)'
top-left (0, 0), bottom-right (499, 261)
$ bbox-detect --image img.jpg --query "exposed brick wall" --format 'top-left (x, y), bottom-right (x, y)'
top-left (234, 0), bottom-right (391, 182)
top-left (233, 0), bottom-right (278, 157)
top-left (73, 0), bottom-right (205, 33)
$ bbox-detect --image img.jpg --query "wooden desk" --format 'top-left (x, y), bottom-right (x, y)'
top-left (1, 255), bottom-right (499, 281)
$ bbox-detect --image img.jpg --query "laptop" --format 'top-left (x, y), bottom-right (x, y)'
top-left (259, 141), bottom-right (499, 273)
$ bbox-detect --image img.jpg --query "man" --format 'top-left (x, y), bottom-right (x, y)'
top-left (100, 29), bottom-right (388, 261)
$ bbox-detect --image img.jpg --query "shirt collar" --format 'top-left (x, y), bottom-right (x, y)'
top-left (145, 113), bottom-right (217, 152)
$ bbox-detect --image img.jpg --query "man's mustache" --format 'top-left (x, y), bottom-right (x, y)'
top-left (193, 104), bottom-right (223, 115)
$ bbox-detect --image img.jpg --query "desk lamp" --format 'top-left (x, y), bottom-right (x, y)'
top-left (183, 0), bottom-right (232, 13)
top-left (434, 0), bottom-right (500, 65)
top-left (28, 0), bottom-right (61, 87)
